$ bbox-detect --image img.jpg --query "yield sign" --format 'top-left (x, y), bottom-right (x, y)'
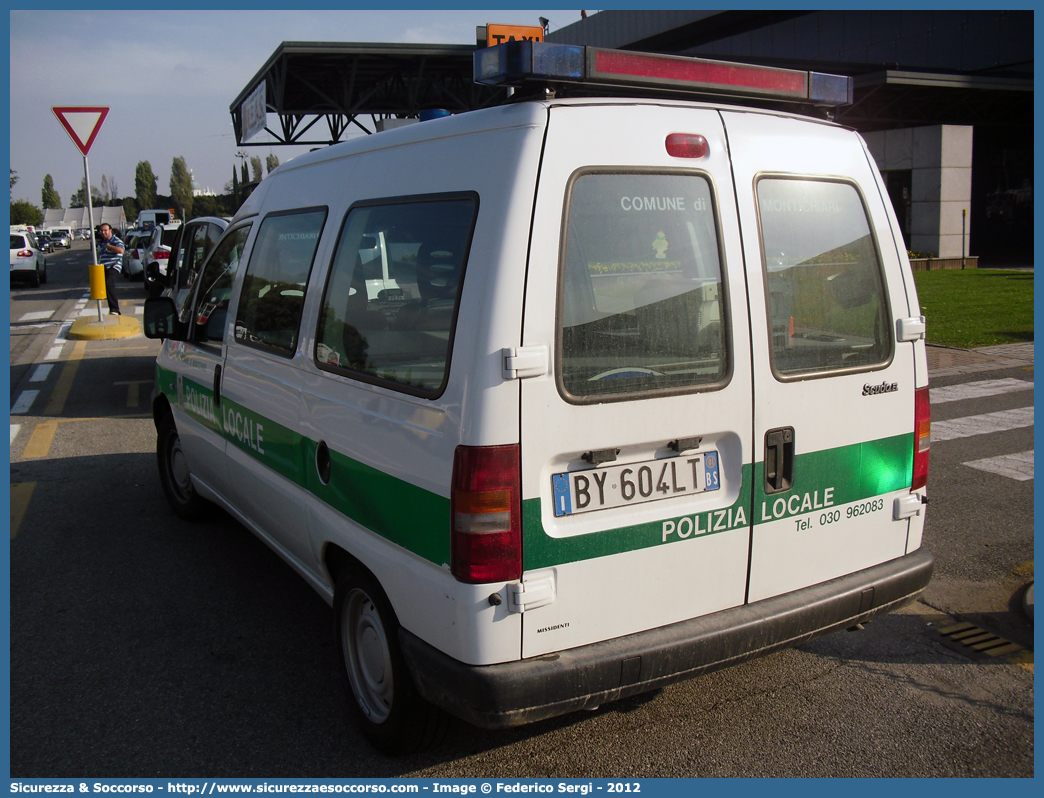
top-left (52, 106), bottom-right (109, 156)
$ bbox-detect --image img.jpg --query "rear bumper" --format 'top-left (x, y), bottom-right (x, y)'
top-left (400, 548), bottom-right (933, 728)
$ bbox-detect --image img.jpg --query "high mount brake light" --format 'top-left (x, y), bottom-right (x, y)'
top-left (666, 133), bottom-right (708, 159)
top-left (474, 41), bottom-right (853, 107)
top-left (912, 387), bottom-right (931, 490)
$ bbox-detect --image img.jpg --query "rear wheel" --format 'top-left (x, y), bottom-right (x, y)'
top-left (335, 566), bottom-right (447, 755)
top-left (28, 268), bottom-right (39, 288)
top-left (39, 262), bottom-right (46, 285)
top-left (157, 413), bottom-right (206, 520)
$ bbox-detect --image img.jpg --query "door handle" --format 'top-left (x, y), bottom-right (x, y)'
top-left (213, 364), bottom-right (222, 407)
top-left (764, 427), bottom-right (794, 494)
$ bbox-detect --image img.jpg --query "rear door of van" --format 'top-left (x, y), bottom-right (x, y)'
top-left (518, 103), bottom-right (755, 657)
top-left (721, 111), bottom-right (919, 603)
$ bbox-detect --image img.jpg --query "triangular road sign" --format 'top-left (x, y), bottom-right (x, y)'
top-left (52, 106), bottom-right (109, 156)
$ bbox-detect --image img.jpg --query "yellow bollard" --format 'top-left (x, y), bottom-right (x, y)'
top-left (88, 263), bottom-right (107, 300)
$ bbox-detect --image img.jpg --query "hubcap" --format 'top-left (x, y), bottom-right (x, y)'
top-left (167, 434), bottom-right (193, 502)
top-left (342, 588), bottom-right (394, 722)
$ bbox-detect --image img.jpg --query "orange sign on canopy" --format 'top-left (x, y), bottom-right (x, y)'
top-left (486, 24), bottom-right (544, 45)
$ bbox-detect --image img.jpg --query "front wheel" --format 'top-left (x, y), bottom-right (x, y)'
top-left (335, 567), bottom-right (447, 755)
top-left (156, 413), bottom-right (206, 520)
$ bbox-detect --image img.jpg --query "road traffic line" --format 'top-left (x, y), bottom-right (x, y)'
top-left (114, 380), bottom-right (152, 408)
top-left (10, 482), bottom-right (36, 539)
top-left (29, 364), bottom-right (54, 382)
top-left (18, 311), bottom-right (55, 322)
top-left (42, 340), bottom-right (87, 416)
top-left (21, 421), bottom-right (58, 460)
top-left (10, 424), bottom-right (20, 445)
top-left (932, 407), bottom-right (1034, 442)
top-left (931, 378), bottom-right (1033, 405)
top-left (43, 345), bottom-right (64, 361)
top-left (11, 390), bottom-right (40, 415)
top-left (963, 451), bottom-right (1034, 482)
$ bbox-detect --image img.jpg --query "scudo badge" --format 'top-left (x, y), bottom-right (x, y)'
top-left (863, 381), bottom-right (898, 396)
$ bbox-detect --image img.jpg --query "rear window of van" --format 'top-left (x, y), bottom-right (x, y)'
top-left (557, 171), bottom-right (729, 403)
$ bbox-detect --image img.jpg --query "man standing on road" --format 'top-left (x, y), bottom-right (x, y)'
top-left (96, 223), bottom-right (125, 316)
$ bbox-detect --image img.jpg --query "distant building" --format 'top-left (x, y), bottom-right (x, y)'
top-left (43, 206), bottom-right (127, 232)
top-left (190, 169), bottom-right (217, 197)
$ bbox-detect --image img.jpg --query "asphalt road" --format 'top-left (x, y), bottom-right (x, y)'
top-left (8, 246), bottom-right (1034, 777)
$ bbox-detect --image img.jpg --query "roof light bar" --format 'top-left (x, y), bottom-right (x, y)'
top-left (474, 41), bottom-right (853, 107)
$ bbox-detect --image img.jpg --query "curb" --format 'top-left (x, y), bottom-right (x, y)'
top-left (68, 315), bottom-right (141, 340)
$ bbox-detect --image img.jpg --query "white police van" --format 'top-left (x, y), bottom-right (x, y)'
top-left (143, 42), bottom-right (933, 754)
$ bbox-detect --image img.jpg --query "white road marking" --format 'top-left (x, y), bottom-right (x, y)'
top-left (19, 310), bottom-right (54, 322)
top-left (135, 306), bottom-right (144, 314)
top-left (29, 364), bottom-right (54, 382)
top-left (10, 390), bottom-right (40, 415)
top-left (10, 424), bottom-right (20, 445)
top-left (932, 407), bottom-right (1034, 442)
top-left (963, 451), bottom-right (1034, 482)
top-left (931, 378), bottom-right (1033, 404)
top-left (44, 345), bottom-right (64, 361)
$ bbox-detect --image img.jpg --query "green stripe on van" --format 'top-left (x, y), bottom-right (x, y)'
top-left (158, 367), bottom-right (912, 573)
top-left (752, 433), bottom-right (913, 523)
top-left (158, 368), bottom-right (451, 566)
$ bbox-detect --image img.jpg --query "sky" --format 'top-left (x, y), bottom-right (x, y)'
top-left (9, 9), bottom-right (585, 212)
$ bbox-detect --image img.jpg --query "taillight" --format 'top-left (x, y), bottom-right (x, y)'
top-left (451, 444), bottom-right (521, 584)
top-left (154, 250), bottom-right (169, 260)
top-left (132, 249), bottom-right (140, 258)
top-left (665, 133), bottom-right (709, 159)
top-left (912, 387), bottom-right (930, 490)
top-left (16, 249), bottom-right (33, 257)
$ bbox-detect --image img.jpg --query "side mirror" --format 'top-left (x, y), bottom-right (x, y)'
top-left (143, 296), bottom-right (186, 340)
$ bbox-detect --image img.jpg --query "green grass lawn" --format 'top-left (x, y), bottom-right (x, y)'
top-left (913, 269), bottom-right (1034, 348)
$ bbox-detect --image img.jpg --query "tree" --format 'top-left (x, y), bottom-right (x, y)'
top-left (69, 177), bottom-right (103, 208)
top-left (135, 161), bottom-right (158, 210)
top-left (250, 155), bottom-right (263, 183)
top-left (123, 196), bottom-right (139, 221)
top-left (10, 168), bottom-right (18, 197)
top-left (231, 166), bottom-right (240, 206)
top-left (266, 153), bottom-right (280, 175)
top-left (41, 175), bottom-right (61, 209)
top-left (11, 199), bottom-right (43, 226)
top-left (169, 156), bottom-right (193, 219)
top-left (100, 174), bottom-right (110, 204)
top-left (241, 161), bottom-right (249, 186)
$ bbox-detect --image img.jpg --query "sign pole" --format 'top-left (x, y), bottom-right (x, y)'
top-left (84, 154), bottom-right (103, 321)
top-left (51, 106), bottom-right (110, 323)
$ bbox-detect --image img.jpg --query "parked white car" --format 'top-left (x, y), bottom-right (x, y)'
top-left (121, 230), bottom-right (148, 278)
top-left (10, 231), bottom-right (47, 287)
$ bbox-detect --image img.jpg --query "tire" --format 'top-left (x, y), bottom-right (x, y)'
top-left (335, 567), bottom-right (447, 755)
top-left (28, 268), bottom-right (39, 288)
top-left (39, 262), bottom-right (46, 285)
top-left (156, 413), bottom-right (206, 520)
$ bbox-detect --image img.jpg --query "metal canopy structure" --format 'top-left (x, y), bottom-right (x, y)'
top-left (230, 42), bottom-right (509, 147)
top-left (838, 71), bottom-right (1032, 131)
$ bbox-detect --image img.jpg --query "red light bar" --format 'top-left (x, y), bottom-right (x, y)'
top-left (588, 48), bottom-right (808, 99)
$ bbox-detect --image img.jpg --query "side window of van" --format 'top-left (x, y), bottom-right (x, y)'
top-left (314, 194), bottom-right (478, 397)
top-left (233, 208), bottom-right (327, 357)
top-left (189, 225), bottom-right (252, 344)
top-left (756, 178), bottom-right (892, 377)
top-left (558, 171), bottom-right (729, 402)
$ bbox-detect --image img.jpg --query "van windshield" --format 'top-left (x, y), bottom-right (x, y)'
top-left (557, 171), bottom-right (728, 402)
